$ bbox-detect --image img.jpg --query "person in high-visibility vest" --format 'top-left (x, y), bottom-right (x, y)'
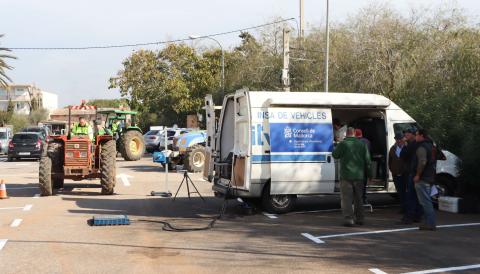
top-left (71, 117), bottom-right (94, 140)
top-left (111, 120), bottom-right (121, 133)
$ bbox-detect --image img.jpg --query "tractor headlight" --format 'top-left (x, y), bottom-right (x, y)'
top-left (80, 151), bottom-right (88, 158)
top-left (66, 152), bottom-right (74, 158)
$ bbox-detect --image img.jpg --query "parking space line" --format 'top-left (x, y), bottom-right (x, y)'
top-left (23, 204), bottom-right (33, 211)
top-left (0, 239), bottom-right (7, 251)
top-left (0, 206), bottom-right (25, 211)
top-left (10, 219), bottom-right (22, 227)
top-left (262, 212), bottom-right (278, 219)
top-left (116, 174), bottom-right (132, 186)
top-left (403, 264), bottom-right (480, 274)
top-left (302, 222), bottom-right (480, 244)
top-left (369, 268), bottom-right (388, 274)
top-left (301, 233), bottom-right (325, 244)
top-left (33, 194), bottom-right (40, 198)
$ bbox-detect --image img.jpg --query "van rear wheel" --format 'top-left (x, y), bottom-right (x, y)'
top-left (261, 184), bottom-right (296, 214)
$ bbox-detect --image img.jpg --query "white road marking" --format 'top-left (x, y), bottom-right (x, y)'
top-left (369, 268), bottom-right (388, 274)
top-left (302, 223), bottom-right (480, 244)
top-left (0, 239), bottom-right (7, 251)
top-left (301, 233), bottom-right (325, 244)
top-left (15, 163), bottom-right (31, 166)
top-left (10, 219), bottom-right (22, 227)
top-left (0, 206), bottom-right (25, 210)
top-left (33, 194), bottom-right (40, 198)
top-left (116, 174), bottom-right (133, 186)
top-left (23, 204), bottom-right (33, 211)
top-left (262, 212), bottom-right (278, 219)
top-left (404, 264), bottom-right (480, 274)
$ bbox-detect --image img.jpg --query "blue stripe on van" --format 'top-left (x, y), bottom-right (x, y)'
top-left (251, 154), bottom-right (327, 163)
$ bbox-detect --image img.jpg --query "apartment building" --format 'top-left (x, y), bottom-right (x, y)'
top-left (0, 84), bottom-right (58, 115)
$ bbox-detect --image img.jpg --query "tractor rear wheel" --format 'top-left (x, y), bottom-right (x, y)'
top-left (39, 142), bottom-right (64, 195)
top-left (184, 145), bottom-right (206, 173)
top-left (100, 140), bottom-right (116, 195)
top-left (120, 130), bottom-right (145, 161)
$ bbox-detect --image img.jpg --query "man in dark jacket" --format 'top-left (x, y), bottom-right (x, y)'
top-left (388, 133), bottom-right (407, 214)
top-left (399, 128), bottom-right (423, 224)
top-left (414, 129), bottom-right (437, 230)
top-left (333, 127), bottom-right (372, 227)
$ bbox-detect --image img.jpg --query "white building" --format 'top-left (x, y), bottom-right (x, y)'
top-left (0, 84), bottom-right (58, 115)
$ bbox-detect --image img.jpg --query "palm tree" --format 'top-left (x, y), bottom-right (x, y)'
top-left (0, 34), bottom-right (16, 88)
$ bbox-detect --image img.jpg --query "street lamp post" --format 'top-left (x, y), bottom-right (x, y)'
top-left (189, 35), bottom-right (225, 97)
top-left (324, 0), bottom-right (330, 93)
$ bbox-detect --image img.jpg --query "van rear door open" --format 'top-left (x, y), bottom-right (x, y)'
top-left (267, 108), bottom-right (335, 194)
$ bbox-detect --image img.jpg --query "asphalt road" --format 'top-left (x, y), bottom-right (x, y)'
top-left (0, 156), bottom-right (479, 274)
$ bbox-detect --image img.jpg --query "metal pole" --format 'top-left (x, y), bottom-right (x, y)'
top-left (300, 0), bottom-right (305, 39)
top-left (282, 29), bottom-right (290, 92)
top-left (324, 0), bottom-right (330, 93)
top-left (206, 37), bottom-right (224, 98)
top-left (194, 36), bottom-right (224, 98)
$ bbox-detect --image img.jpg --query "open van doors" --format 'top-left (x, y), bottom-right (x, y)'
top-left (231, 92), bottom-right (251, 190)
top-left (267, 108), bottom-right (336, 194)
top-left (203, 95), bottom-right (216, 181)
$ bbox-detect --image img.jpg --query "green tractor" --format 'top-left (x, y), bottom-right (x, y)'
top-left (97, 109), bottom-right (145, 161)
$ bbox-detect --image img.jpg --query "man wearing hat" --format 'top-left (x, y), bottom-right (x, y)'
top-left (389, 132), bottom-right (407, 214)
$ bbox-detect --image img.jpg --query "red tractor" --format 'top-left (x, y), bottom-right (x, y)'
top-left (39, 104), bottom-right (116, 196)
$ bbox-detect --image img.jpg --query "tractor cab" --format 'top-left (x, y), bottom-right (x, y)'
top-left (96, 109), bottom-right (145, 161)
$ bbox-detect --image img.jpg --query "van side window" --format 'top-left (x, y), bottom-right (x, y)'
top-left (393, 123), bottom-right (418, 136)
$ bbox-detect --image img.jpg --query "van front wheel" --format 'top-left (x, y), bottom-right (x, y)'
top-left (261, 184), bottom-right (296, 214)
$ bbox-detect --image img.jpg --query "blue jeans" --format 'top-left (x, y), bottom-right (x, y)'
top-left (393, 175), bottom-right (407, 213)
top-left (405, 175), bottom-right (423, 220)
top-left (415, 181), bottom-right (436, 226)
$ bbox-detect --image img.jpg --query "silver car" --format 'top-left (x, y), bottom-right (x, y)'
top-left (144, 128), bottom-right (190, 153)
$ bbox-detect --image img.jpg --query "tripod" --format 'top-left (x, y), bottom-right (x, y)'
top-left (173, 171), bottom-right (205, 202)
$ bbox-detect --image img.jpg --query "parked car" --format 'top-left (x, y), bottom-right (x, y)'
top-left (0, 127), bottom-right (13, 155)
top-left (144, 128), bottom-right (191, 153)
top-left (21, 126), bottom-right (49, 141)
top-left (8, 132), bottom-right (45, 161)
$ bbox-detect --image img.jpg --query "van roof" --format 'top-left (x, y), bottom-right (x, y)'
top-left (244, 91), bottom-right (392, 108)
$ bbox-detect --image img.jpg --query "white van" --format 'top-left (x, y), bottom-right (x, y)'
top-left (0, 127), bottom-right (14, 154)
top-left (204, 90), bottom-right (459, 213)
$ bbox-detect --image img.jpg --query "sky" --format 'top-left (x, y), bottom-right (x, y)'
top-left (2, 0), bottom-right (480, 107)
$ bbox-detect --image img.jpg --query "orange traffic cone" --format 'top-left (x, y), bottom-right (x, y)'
top-left (0, 180), bottom-right (8, 199)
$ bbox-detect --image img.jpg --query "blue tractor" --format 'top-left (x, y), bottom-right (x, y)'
top-left (154, 130), bottom-right (207, 173)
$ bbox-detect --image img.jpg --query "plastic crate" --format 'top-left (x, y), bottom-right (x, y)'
top-left (439, 196), bottom-right (461, 213)
top-left (92, 215), bottom-right (130, 226)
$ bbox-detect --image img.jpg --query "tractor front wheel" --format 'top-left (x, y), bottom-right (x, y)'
top-left (100, 140), bottom-right (116, 195)
top-left (184, 145), bottom-right (206, 173)
top-left (39, 156), bottom-right (53, 196)
top-left (120, 130), bottom-right (145, 161)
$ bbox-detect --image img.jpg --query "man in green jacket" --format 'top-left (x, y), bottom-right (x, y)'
top-left (71, 117), bottom-right (94, 140)
top-left (333, 127), bottom-right (372, 227)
